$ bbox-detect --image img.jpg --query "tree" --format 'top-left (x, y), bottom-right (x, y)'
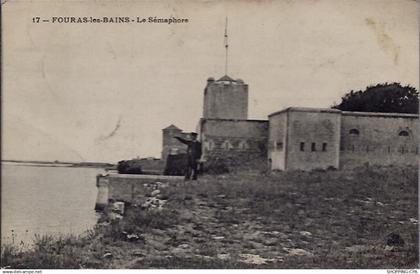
top-left (332, 83), bottom-right (418, 114)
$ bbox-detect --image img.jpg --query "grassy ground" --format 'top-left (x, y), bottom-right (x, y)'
top-left (1, 165), bottom-right (418, 269)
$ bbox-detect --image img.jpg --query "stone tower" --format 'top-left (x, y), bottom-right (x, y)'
top-left (161, 124), bottom-right (188, 161)
top-left (203, 75), bottom-right (248, 119)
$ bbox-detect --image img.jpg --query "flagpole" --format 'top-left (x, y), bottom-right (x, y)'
top-left (224, 17), bottom-right (228, 76)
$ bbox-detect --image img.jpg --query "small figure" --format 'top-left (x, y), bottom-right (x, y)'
top-left (173, 132), bottom-right (202, 180)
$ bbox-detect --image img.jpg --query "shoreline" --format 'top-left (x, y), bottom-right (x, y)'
top-left (1, 161), bottom-right (115, 169)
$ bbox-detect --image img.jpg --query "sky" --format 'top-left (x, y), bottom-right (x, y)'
top-left (2, 0), bottom-right (418, 163)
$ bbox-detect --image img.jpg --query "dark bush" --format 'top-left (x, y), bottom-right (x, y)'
top-left (117, 160), bottom-right (143, 174)
top-left (332, 82), bottom-right (418, 114)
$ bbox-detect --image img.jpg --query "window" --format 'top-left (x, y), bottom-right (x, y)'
top-left (276, 141), bottom-right (283, 151)
top-left (300, 142), bottom-right (305, 151)
top-left (311, 143), bottom-right (316, 152)
top-left (399, 130), bottom-right (409, 137)
top-left (322, 143), bottom-right (327, 152)
top-left (349, 129), bottom-right (360, 135)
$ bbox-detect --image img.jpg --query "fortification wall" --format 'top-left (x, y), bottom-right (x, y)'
top-left (200, 118), bottom-right (268, 165)
top-left (286, 109), bottom-right (341, 171)
top-left (339, 112), bottom-right (418, 168)
top-left (203, 82), bottom-right (248, 120)
top-left (268, 111), bottom-right (288, 170)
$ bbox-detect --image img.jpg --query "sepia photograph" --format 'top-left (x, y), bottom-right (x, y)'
top-left (1, 0), bottom-right (419, 270)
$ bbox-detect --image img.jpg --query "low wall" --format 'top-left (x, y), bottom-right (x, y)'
top-left (95, 174), bottom-right (184, 211)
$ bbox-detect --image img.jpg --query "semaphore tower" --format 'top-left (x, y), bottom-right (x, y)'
top-left (202, 17), bottom-right (248, 120)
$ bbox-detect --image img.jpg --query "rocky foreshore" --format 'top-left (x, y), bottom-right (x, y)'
top-left (1, 165), bottom-right (418, 269)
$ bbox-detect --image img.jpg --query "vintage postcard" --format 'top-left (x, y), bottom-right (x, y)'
top-left (1, 0), bottom-right (419, 270)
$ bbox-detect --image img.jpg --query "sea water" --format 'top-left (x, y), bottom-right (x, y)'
top-left (1, 163), bottom-right (103, 247)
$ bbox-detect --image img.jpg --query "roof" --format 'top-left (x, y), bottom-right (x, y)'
top-left (162, 124), bottom-right (181, 131)
top-left (268, 107), bottom-right (341, 117)
top-left (342, 111), bottom-right (419, 119)
top-left (268, 107), bottom-right (419, 119)
top-left (200, 118), bottom-right (268, 123)
top-left (217, 75), bottom-right (237, 82)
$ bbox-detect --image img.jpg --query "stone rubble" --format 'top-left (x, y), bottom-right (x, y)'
top-left (409, 218), bottom-right (418, 224)
top-left (345, 245), bottom-right (373, 253)
top-left (103, 252), bottom-right (113, 259)
top-left (299, 231), bottom-right (312, 237)
top-left (238, 253), bottom-right (275, 265)
top-left (285, 248), bottom-right (314, 257)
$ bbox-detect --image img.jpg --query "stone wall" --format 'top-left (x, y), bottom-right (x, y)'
top-left (339, 112), bottom-right (419, 168)
top-left (268, 111), bottom-right (288, 170)
top-left (199, 118), bottom-right (268, 165)
top-left (95, 174), bottom-right (184, 210)
top-left (285, 108), bottom-right (341, 171)
top-left (203, 80), bottom-right (248, 120)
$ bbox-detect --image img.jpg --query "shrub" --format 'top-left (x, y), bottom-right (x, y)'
top-left (117, 160), bottom-right (143, 174)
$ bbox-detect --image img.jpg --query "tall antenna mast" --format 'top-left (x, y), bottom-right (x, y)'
top-left (224, 17), bottom-right (229, 76)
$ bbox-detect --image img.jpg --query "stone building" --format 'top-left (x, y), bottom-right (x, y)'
top-left (162, 75), bottom-right (418, 170)
top-left (162, 75), bottom-right (267, 165)
top-left (161, 124), bottom-right (191, 162)
top-left (203, 75), bottom-right (248, 119)
top-left (198, 75), bottom-right (268, 164)
top-left (268, 108), bottom-right (418, 170)
top-left (268, 107), bottom-right (341, 171)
